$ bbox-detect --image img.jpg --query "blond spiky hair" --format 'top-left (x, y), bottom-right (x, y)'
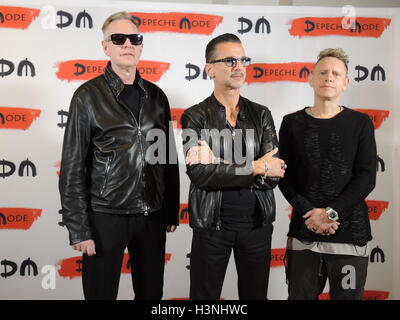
top-left (316, 48), bottom-right (349, 71)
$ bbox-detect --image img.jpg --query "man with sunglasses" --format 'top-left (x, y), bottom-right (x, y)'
top-left (181, 33), bottom-right (285, 299)
top-left (59, 11), bottom-right (179, 300)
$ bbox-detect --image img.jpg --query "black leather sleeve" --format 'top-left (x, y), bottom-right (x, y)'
top-left (59, 92), bottom-right (93, 245)
top-left (278, 115), bottom-right (316, 214)
top-left (252, 107), bottom-right (280, 190)
top-left (326, 114), bottom-right (377, 219)
top-left (162, 92), bottom-right (180, 226)
top-left (181, 109), bottom-right (255, 190)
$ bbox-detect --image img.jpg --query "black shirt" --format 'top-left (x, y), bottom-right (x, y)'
top-left (220, 121), bottom-right (261, 230)
top-left (119, 81), bottom-right (142, 123)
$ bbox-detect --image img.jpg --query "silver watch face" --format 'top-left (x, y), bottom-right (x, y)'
top-left (327, 209), bottom-right (338, 221)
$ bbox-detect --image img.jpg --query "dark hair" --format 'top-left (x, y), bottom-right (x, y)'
top-left (205, 33), bottom-right (241, 63)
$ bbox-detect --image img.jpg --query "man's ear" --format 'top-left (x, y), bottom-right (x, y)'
top-left (101, 40), bottom-right (109, 57)
top-left (204, 63), bottom-right (214, 79)
top-left (308, 71), bottom-right (314, 88)
top-left (137, 43), bottom-right (144, 58)
top-left (342, 76), bottom-right (350, 92)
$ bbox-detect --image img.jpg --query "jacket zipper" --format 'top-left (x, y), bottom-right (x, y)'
top-left (137, 128), bottom-right (149, 216)
top-left (117, 79), bottom-right (150, 215)
top-left (215, 191), bottom-right (223, 230)
top-left (99, 156), bottom-right (112, 197)
top-left (136, 82), bottom-right (150, 216)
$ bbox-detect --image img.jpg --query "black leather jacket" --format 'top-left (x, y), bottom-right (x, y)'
top-left (180, 94), bottom-right (279, 230)
top-left (59, 62), bottom-right (179, 245)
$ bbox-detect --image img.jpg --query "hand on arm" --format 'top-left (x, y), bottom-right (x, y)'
top-left (185, 140), bottom-right (217, 165)
top-left (252, 148), bottom-right (286, 178)
top-left (185, 142), bottom-right (286, 179)
top-left (185, 140), bottom-right (215, 166)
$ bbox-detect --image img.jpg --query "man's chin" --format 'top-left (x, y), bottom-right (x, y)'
top-left (113, 61), bottom-right (137, 70)
top-left (228, 82), bottom-right (244, 89)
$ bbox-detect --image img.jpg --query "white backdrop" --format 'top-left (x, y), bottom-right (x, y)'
top-left (0, 0), bottom-right (398, 300)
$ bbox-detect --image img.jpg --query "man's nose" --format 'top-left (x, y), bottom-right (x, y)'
top-left (122, 37), bottom-right (133, 46)
top-left (325, 72), bottom-right (334, 82)
top-left (233, 61), bottom-right (245, 70)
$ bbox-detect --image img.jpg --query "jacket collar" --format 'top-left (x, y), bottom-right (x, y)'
top-left (210, 92), bottom-right (247, 121)
top-left (103, 61), bottom-right (145, 97)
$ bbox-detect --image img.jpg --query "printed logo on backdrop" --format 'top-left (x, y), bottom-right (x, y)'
top-left (55, 60), bottom-right (170, 82)
top-left (354, 64), bottom-right (386, 82)
top-left (370, 246), bottom-right (385, 263)
top-left (57, 209), bottom-right (63, 227)
top-left (48, 8), bottom-right (92, 29)
top-left (377, 155), bottom-right (385, 172)
top-left (238, 16), bottom-right (271, 34)
top-left (1, 257), bottom-right (57, 289)
top-left (289, 17), bottom-right (391, 38)
top-left (0, 158), bottom-right (37, 178)
top-left (319, 291), bottom-right (390, 300)
top-left (246, 62), bottom-right (315, 84)
top-left (0, 107), bottom-right (41, 130)
top-left (57, 110), bottom-right (68, 128)
top-left (0, 58), bottom-right (36, 77)
top-left (1, 258), bottom-right (38, 278)
top-left (355, 109), bottom-right (389, 129)
top-left (244, 62), bottom-right (386, 84)
top-left (171, 109), bottom-right (185, 129)
top-left (57, 253), bottom-right (172, 279)
top-left (0, 208), bottom-right (42, 230)
top-left (0, 6), bottom-right (39, 29)
top-left (366, 200), bottom-right (389, 220)
top-left (185, 63), bottom-right (213, 81)
top-left (270, 248), bottom-right (286, 267)
top-left (129, 12), bottom-right (222, 35)
top-left (178, 203), bottom-right (189, 224)
top-left (0, 6), bottom-right (92, 31)
top-left (287, 200), bottom-right (389, 220)
top-left (186, 253), bottom-right (191, 270)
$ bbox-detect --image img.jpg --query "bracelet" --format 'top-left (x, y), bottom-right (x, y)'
top-left (214, 157), bottom-right (228, 164)
top-left (262, 159), bottom-right (269, 178)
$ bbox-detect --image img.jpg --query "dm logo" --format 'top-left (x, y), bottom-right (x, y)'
top-left (0, 58), bottom-right (35, 77)
top-left (238, 16), bottom-right (271, 34)
top-left (370, 246), bottom-right (385, 263)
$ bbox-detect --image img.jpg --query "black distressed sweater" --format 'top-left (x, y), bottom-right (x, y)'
top-left (278, 107), bottom-right (377, 246)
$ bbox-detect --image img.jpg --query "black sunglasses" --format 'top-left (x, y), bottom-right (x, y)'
top-left (209, 56), bottom-right (251, 67)
top-left (106, 33), bottom-right (143, 46)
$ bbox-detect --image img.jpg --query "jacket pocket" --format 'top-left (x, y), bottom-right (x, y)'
top-left (99, 155), bottom-right (112, 197)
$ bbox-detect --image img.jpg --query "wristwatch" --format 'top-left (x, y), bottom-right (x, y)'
top-left (326, 207), bottom-right (339, 221)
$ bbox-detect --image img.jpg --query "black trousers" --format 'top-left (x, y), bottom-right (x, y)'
top-left (190, 223), bottom-right (273, 300)
top-left (82, 211), bottom-right (166, 300)
top-left (285, 249), bottom-right (368, 300)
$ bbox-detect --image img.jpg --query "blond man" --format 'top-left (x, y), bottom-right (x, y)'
top-left (279, 48), bottom-right (377, 300)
